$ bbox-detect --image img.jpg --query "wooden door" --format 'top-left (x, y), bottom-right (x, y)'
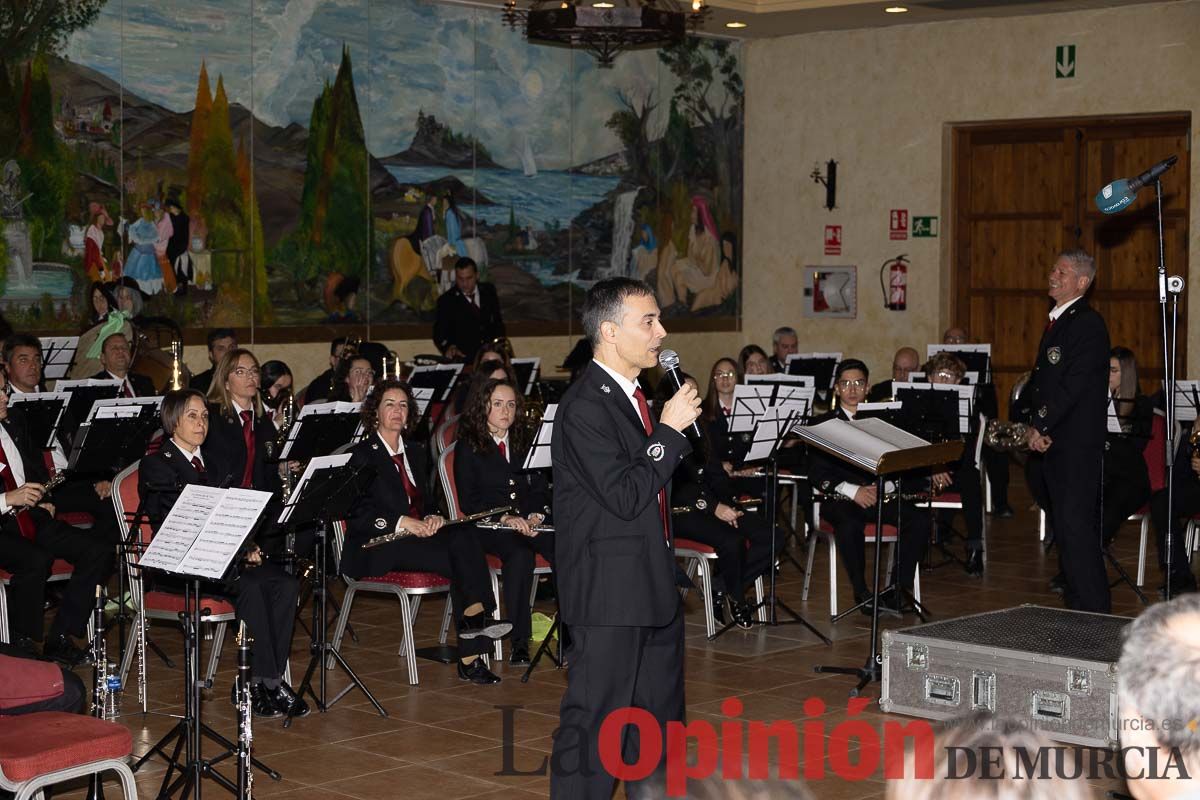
top-left (952, 114), bottom-right (1190, 410)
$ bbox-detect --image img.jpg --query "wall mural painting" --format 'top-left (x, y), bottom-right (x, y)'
top-left (0, 0), bottom-right (743, 338)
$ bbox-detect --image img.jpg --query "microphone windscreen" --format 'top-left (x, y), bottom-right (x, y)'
top-left (658, 349), bottom-right (680, 371)
top-left (1094, 178), bottom-right (1134, 215)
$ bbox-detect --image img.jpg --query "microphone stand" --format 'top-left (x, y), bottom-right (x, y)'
top-left (1153, 178), bottom-right (1186, 600)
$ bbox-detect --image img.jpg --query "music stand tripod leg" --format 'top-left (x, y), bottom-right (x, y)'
top-left (520, 609), bottom-right (564, 683)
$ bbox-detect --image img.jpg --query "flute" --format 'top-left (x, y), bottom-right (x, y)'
top-left (477, 521), bottom-right (556, 533)
top-left (363, 505), bottom-right (513, 549)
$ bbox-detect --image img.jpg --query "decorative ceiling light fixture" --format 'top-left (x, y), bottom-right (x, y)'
top-left (502, 0), bottom-right (710, 68)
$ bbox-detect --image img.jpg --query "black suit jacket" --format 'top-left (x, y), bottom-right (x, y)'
top-left (1020, 298), bottom-right (1110, 453)
top-left (138, 441), bottom-right (212, 528)
top-left (342, 435), bottom-right (433, 580)
top-left (90, 370), bottom-right (157, 398)
top-left (551, 361), bottom-right (691, 627)
top-left (806, 408), bottom-right (879, 497)
top-left (432, 283), bottom-right (505, 361)
top-left (453, 438), bottom-right (549, 519)
top-left (866, 380), bottom-right (895, 404)
top-left (189, 367), bottom-right (215, 395)
top-left (202, 403), bottom-right (282, 494)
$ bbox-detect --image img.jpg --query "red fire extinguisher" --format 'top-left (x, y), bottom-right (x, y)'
top-left (880, 254), bottom-right (908, 311)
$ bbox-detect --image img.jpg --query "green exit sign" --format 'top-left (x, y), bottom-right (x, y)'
top-left (912, 216), bottom-right (938, 238)
top-left (1056, 44), bottom-right (1076, 78)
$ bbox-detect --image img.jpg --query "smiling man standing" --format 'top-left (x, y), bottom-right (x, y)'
top-left (1021, 249), bottom-right (1111, 613)
top-left (550, 278), bottom-right (702, 799)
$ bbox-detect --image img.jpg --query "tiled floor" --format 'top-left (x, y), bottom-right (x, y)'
top-left (52, 478), bottom-right (1161, 799)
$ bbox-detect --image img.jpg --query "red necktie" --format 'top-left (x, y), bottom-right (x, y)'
top-left (722, 406), bottom-right (731, 417)
top-left (392, 453), bottom-right (423, 518)
top-left (498, 441), bottom-right (507, 461)
top-left (632, 388), bottom-right (670, 544)
top-left (191, 456), bottom-right (205, 475)
top-left (1045, 317), bottom-right (1056, 333)
top-left (239, 410), bottom-right (255, 489)
top-left (0, 438), bottom-right (36, 540)
top-left (122, 380), bottom-right (133, 399)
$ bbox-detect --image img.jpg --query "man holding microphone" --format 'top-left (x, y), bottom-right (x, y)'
top-left (550, 278), bottom-right (702, 799)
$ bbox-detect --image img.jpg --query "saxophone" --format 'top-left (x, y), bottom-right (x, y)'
top-left (273, 389), bottom-right (297, 502)
top-left (235, 621), bottom-right (254, 800)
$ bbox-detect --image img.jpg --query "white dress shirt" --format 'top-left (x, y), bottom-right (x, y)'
top-left (1049, 295), bottom-right (1083, 322)
top-left (0, 423), bottom-right (28, 514)
top-left (592, 359), bottom-right (645, 422)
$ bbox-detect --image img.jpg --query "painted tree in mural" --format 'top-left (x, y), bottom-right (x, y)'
top-left (186, 61), bottom-right (212, 216)
top-left (16, 55), bottom-right (72, 259)
top-left (295, 47), bottom-right (370, 282)
top-left (0, 1), bottom-right (105, 68)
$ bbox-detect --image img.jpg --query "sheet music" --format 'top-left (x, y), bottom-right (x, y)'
top-left (857, 401), bottom-right (901, 412)
top-left (140, 485), bottom-right (271, 579)
top-left (297, 400), bottom-right (361, 418)
top-left (523, 404), bottom-right (556, 470)
top-left (729, 385), bottom-right (775, 432)
top-left (928, 343), bottom-right (991, 357)
top-left (744, 407), bottom-right (796, 463)
top-left (8, 392), bottom-right (70, 447)
top-left (511, 358), bottom-right (541, 395)
top-left (280, 453), bottom-right (353, 523)
top-left (87, 396), bottom-right (161, 421)
top-left (796, 417), bottom-right (931, 471)
top-left (40, 336), bottom-right (80, 381)
top-left (412, 387), bottom-right (434, 417)
top-left (408, 363), bottom-right (464, 402)
top-left (1106, 398), bottom-right (1124, 434)
top-left (1174, 381), bottom-right (1200, 422)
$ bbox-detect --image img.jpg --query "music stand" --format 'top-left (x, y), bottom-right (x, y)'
top-left (281, 456), bottom-right (386, 726)
top-left (7, 391), bottom-right (69, 449)
top-left (928, 343), bottom-right (992, 384)
top-left (278, 403), bottom-right (363, 462)
top-left (511, 357), bottom-right (541, 396)
top-left (801, 421), bottom-right (961, 695)
top-left (711, 404), bottom-right (831, 644)
top-left (518, 406), bottom-right (565, 682)
top-left (408, 363), bottom-right (463, 403)
top-left (134, 485), bottom-right (282, 798)
top-left (1174, 381), bottom-right (1199, 425)
top-left (54, 379), bottom-right (121, 432)
top-left (67, 399), bottom-right (162, 473)
top-left (39, 336), bottom-right (79, 381)
top-left (786, 352), bottom-right (841, 393)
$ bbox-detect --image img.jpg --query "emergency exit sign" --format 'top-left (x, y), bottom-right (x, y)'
top-left (1056, 44), bottom-right (1076, 78)
top-left (912, 216), bottom-right (938, 238)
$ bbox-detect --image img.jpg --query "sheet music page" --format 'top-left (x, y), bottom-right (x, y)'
top-left (297, 401), bottom-right (361, 418)
top-left (55, 378), bottom-right (122, 391)
top-left (177, 488), bottom-right (272, 579)
top-left (853, 417), bottom-right (931, 450)
top-left (797, 418), bottom-right (931, 471)
top-left (139, 484), bottom-right (223, 573)
top-left (729, 385), bottom-right (774, 432)
top-left (280, 453), bottom-right (353, 523)
top-left (1106, 398), bottom-right (1124, 434)
top-left (858, 401), bottom-right (902, 412)
top-left (94, 404), bottom-right (142, 420)
top-left (412, 387), bottom-right (434, 417)
top-left (745, 407), bottom-right (795, 462)
top-left (928, 343), bottom-right (991, 356)
top-left (1174, 381), bottom-right (1200, 422)
top-left (774, 386), bottom-right (815, 418)
top-left (524, 404), bottom-right (557, 470)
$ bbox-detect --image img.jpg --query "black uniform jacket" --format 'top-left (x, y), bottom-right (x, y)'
top-left (137, 441), bottom-right (211, 528)
top-left (432, 283), bottom-right (506, 360)
top-left (551, 361), bottom-right (691, 628)
top-left (90, 370), bottom-right (157, 398)
top-left (342, 435), bottom-right (433, 580)
top-left (203, 403), bottom-right (282, 495)
top-left (453, 437), bottom-right (549, 519)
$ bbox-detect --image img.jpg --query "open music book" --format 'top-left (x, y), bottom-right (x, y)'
top-left (139, 485), bottom-right (272, 580)
top-left (795, 417), bottom-right (962, 475)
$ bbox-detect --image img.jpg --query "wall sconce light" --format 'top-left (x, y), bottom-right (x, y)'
top-left (811, 159), bottom-right (837, 211)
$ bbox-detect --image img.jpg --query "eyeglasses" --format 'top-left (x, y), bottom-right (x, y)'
top-left (231, 367), bottom-right (260, 379)
top-left (712, 371), bottom-right (736, 379)
top-left (837, 379), bottom-right (867, 388)
top-left (350, 368), bottom-right (376, 377)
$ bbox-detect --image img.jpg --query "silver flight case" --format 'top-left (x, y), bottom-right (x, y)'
top-left (880, 605), bottom-right (1132, 748)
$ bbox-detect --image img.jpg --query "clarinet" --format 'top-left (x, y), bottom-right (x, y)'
top-left (86, 586), bottom-right (120, 800)
top-left (235, 620), bottom-right (254, 800)
top-left (363, 505), bottom-right (512, 549)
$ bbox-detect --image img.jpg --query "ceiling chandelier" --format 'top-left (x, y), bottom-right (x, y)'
top-left (502, 0), bottom-right (710, 68)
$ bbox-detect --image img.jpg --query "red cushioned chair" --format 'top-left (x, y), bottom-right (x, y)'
top-left (328, 520), bottom-right (454, 686)
top-left (1131, 413), bottom-right (1168, 586)
top-left (674, 538), bottom-right (767, 638)
top-left (0, 560), bottom-right (74, 645)
top-left (112, 462), bottom-right (235, 710)
top-left (438, 441), bottom-right (553, 660)
top-left (0, 711), bottom-right (137, 800)
top-left (802, 500), bottom-right (922, 620)
top-left (433, 417), bottom-right (459, 456)
top-left (920, 412), bottom-right (989, 563)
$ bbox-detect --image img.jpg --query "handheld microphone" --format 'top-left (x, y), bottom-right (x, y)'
top-left (657, 349), bottom-right (703, 440)
top-left (1094, 155), bottom-right (1179, 214)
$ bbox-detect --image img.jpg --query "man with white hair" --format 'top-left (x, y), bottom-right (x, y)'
top-left (1018, 250), bottom-right (1111, 613)
top-left (1118, 594), bottom-right (1200, 798)
top-left (769, 326), bottom-right (798, 373)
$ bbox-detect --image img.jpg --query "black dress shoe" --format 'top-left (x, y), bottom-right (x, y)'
top-left (731, 600), bottom-right (755, 630)
top-left (1049, 572), bottom-right (1067, 594)
top-left (457, 657), bottom-right (502, 684)
top-left (964, 549), bottom-right (984, 577)
top-left (43, 634), bottom-right (90, 668)
top-left (250, 683), bottom-right (283, 718)
top-left (13, 636), bottom-right (43, 660)
top-left (990, 504), bottom-right (1015, 519)
top-left (458, 614), bottom-right (514, 641)
top-left (711, 591), bottom-right (727, 626)
top-left (509, 644), bottom-right (531, 666)
top-left (273, 682), bottom-right (310, 717)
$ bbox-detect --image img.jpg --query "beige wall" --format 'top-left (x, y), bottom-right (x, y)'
top-left (742, 0), bottom-right (1200, 382)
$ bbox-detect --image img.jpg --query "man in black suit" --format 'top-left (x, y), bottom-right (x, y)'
top-left (0, 370), bottom-right (111, 666)
top-left (432, 258), bottom-right (505, 363)
top-left (768, 326), bottom-right (798, 373)
top-left (300, 336), bottom-right (347, 404)
top-left (189, 328), bottom-right (237, 395)
top-left (865, 345), bottom-right (919, 403)
top-left (1020, 250), bottom-right (1111, 613)
top-left (91, 332), bottom-right (156, 397)
top-left (550, 278), bottom-right (701, 799)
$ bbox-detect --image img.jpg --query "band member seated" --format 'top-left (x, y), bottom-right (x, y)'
top-left (259, 360), bottom-right (294, 420)
top-left (204, 349), bottom-right (282, 495)
top-left (139, 389), bottom-right (307, 718)
top-left (343, 379), bottom-right (513, 684)
top-left (0, 369), bottom-right (111, 666)
top-left (1149, 425), bottom-right (1200, 597)
top-left (329, 354), bottom-right (374, 404)
top-left (866, 346), bottom-right (919, 403)
top-left (91, 332), bottom-right (156, 397)
top-left (451, 342), bottom-right (515, 414)
top-left (808, 359), bottom-right (932, 614)
top-left (189, 328), bottom-right (237, 395)
top-left (1103, 347), bottom-right (1152, 548)
top-left (738, 344), bottom-right (771, 377)
top-left (300, 337), bottom-right (347, 405)
top-left (666, 374), bottom-right (776, 628)
top-left (923, 353), bottom-right (986, 576)
top-left (3, 334), bottom-right (121, 546)
top-left (453, 378), bottom-right (554, 665)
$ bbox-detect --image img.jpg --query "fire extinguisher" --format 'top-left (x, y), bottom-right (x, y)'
top-left (880, 254), bottom-right (908, 311)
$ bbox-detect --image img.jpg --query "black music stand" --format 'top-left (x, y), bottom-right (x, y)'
top-left (67, 402), bottom-right (161, 473)
top-left (56, 380), bottom-right (122, 431)
top-left (518, 407), bottom-right (565, 682)
top-left (711, 407), bottom-right (830, 644)
top-left (806, 430), bottom-right (962, 696)
top-left (39, 335), bottom-right (79, 381)
top-left (7, 392), bottom-right (69, 449)
top-left (283, 459), bottom-right (386, 726)
top-left (276, 409), bottom-right (362, 463)
top-left (511, 358), bottom-right (540, 396)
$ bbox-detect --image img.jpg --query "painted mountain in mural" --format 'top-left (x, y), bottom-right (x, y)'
top-left (381, 110), bottom-right (500, 169)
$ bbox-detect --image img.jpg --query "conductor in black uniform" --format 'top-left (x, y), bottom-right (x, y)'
top-left (432, 257), bottom-right (506, 363)
top-left (1020, 250), bottom-right (1111, 613)
top-left (549, 278), bottom-right (701, 799)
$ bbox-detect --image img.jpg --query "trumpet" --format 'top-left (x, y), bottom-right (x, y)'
top-left (984, 419), bottom-right (1032, 452)
top-left (380, 350), bottom-right (403, 381)
top-left (363, 505), bottom-right (512, 548)
top-left (235, 621), bottom-right (254, 800)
